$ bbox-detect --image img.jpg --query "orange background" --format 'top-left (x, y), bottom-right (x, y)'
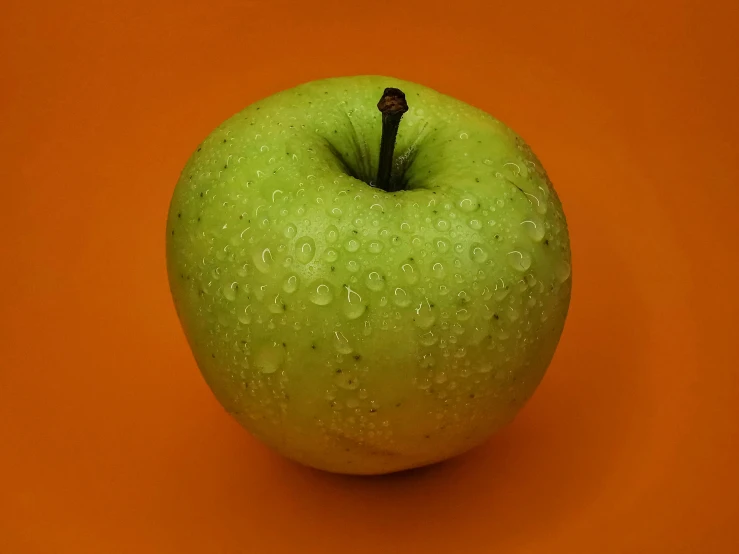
top-left (1, 0), bottom-right (738, 552)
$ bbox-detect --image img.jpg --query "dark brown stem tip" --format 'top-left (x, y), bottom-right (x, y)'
top-left (377, 87), bottom-right (408, 117)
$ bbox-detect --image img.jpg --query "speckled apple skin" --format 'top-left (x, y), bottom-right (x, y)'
top-left (167, 76), bottom-right (571, 474)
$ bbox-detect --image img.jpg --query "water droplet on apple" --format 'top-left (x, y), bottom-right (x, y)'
top-left (400, 261), bottom-right (419, 284)
top-left (414, 301), bottom-right (436, 329)
top-left (326, 225), bottom-right (339, 243)
top-left (330, 207), bottom-right (343, 217)
top-left (268, 294), bottom-right (285, 314)
top-left (255, 342), bottom-right (284, 374)
top-left (324, 249), bottom-right (338, 262)
top-left (346, 397), bottom-right (360, 408)
top-left (284, 224), bottom-right (297, 239)
top-left (435, 219), bottom-right (450, 232)
top-left (434, 371), bottom-right (448, 384)
top-left (295, 237), bottom-right (316, 264)
top-left (365, 271), bottom-right (385, 291)
top-left (237, 309), bottom-right (252, 325)
top-left (532, 186), bottom-right (550, 215)
top-left (469, 243), bottom-right (488, 263)
top-left (459, 132), bottom-right (469, 139)
top-left (346, 259), bottom-right (359, 273)
top-left (333, 331), bottom-right (354, 354)
top-left (393, 287), bottom-right (411, 307)
top-left (507, 307), bottom-right (520, 321)
top-left (468, 219), bottom-right (482, 230)
top-left (435, 239), bottom-right (449, 253)
top-left (309, 281), bottom-right (333, 305)
top-left (335, 370), bottom-right (359, 390)
top-left (343, 302), bottom-right (366, 320)
top-left (521, 219), bottom-right (545, 242)
top-left (432, 262), bottom-right (446, 279)
top-left (507, 250), bottom-right (532, 272)
top-left (458, 196), bottom-right (479, 212)
top-left (344, 238), bottom-right (360, 252)
top-left (456, 308), bottom-right (471, 321)
top-left (283, 274), bottom-right (299, 294)
top-left (555, 260), bottom-right (572, 283)
top-left (343, 285), bottom-right (366, 320)
top-left (419, 331), bottom-right (438, 346)
top-left (222, 282), bottom-right (237, 301)
top-left (368, 241), bottom-right (383, 254)
top-left (253, 247), bottom-right (274, 273)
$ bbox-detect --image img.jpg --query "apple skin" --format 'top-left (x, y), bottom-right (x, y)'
top-left (166, 76), bottom-right (571, 474)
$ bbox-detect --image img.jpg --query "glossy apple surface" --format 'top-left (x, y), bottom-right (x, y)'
top-left (166, 75), bottom-right (572, 474)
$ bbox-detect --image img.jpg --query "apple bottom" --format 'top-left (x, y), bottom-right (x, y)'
top-left (199, 358), bottom-right (548, 475)
top-left (238, 412), bottom-right (519, 475)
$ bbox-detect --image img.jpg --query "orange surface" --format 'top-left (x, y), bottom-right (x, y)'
top-left (1, 0), bottom-right (737, 552)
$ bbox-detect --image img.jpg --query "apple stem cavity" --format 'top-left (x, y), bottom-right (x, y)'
top-left (375, 87), bottom-right (409, 193)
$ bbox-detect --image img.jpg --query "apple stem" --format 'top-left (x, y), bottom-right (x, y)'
top-left (375, 87), bottom-right (409, 193)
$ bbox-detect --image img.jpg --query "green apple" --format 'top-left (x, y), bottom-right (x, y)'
top-left (166, 75), bottom-right (571, 475)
